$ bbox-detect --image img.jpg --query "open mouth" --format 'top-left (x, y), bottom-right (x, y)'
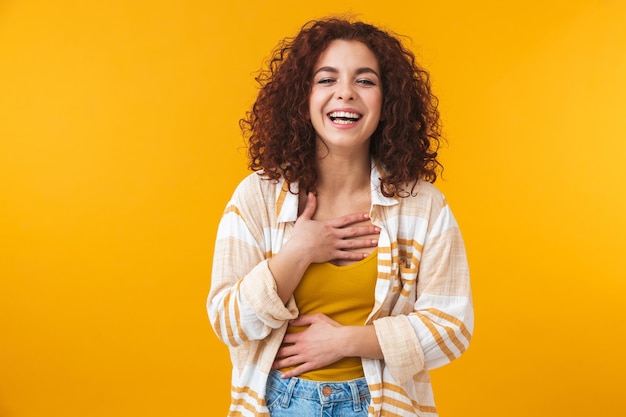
top-left (328, 111), bottom-right (361, 125)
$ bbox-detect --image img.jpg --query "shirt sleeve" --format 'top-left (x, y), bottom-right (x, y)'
top-left (373, 200), bottom-right (473, 384)
top-left (207, 180), bottom-right (298, 347)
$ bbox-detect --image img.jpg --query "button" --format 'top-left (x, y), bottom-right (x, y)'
top-left (322, 386), bottom-right (332, 396)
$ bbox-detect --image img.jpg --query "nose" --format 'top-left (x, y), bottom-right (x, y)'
top-left (335, 81), bottom-right (355, 100)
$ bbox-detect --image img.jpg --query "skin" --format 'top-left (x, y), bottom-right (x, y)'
top-left (268, 40), bottom-right (386, 378)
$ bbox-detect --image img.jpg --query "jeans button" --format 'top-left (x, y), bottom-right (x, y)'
top-left (322, 386), bottom-right (332, 396)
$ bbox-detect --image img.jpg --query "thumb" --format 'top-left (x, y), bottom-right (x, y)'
top-left (299, 192), bottom-right (317, 220)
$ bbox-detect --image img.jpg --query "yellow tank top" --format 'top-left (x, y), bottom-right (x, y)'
top-left (281, 249), bottom-right (378, 381)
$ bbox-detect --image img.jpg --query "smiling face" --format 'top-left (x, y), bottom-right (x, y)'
top-left (309, 39), bottom-right (383, 157)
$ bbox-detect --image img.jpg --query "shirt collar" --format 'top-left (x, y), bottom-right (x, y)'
top-left (274, 159), bottom-right (398, 223)
top-left (370, 159), bottom-right (399, 208)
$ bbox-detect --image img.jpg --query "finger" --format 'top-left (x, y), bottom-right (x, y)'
top-left (289, 315), bottom-right (313, 327)
top-left (328, 212), bottom-right (370, 228)
top-left (289, 313), bottom-right (326, 327)
top-left (272, 350), bottom-right (303, 370)
top-left (337, 238), bottom-right (379, 250)
top-left (272, 356), bottom-right (295, 370)
top-left (333, 249), bottom-right (374, 261)
top-left (274, 345), bottom-right (296, 360)
top-left (280, 333), bottom-right (298, 344)
top-left (298, 192), bottom-right (317, 220)
top-left (280, 363), bottom-right (314, 379)
top-left (339, 225), bottom-right (381, 239)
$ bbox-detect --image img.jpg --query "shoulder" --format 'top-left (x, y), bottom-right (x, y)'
top-left (227, 171), bottom-right (297, 224)
top-left (391, 181), bottom-right (461, 238)
top-left (409, 180), bottom-right (446, 204)
top-left (373, 161), bottom-right (445, 210)
top-left (396, 180), bottom-right (447, 215)
top-left (231, 171), bottom-right (282, 202)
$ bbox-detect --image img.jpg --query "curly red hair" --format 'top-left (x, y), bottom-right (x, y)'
top-left (241, 17), bottom-right (443, 197)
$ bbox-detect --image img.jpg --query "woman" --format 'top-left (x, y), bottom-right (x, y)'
top-left (208, 17), bottom-right (473, 417)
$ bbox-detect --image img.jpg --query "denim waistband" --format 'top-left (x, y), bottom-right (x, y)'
top-left (266, 370), bottom-right (370, 406)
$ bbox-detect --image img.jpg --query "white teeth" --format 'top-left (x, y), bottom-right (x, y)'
top-left (328, 111), bottom-right (361, 119)
top-left (328, 111), bottom-right (361, 124)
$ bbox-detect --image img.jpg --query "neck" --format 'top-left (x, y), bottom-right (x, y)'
top-left (315, 152), bottom-right (372, 196)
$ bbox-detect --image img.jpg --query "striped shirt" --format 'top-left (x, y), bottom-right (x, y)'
top-left (207, 162), bottom-right (473, 416)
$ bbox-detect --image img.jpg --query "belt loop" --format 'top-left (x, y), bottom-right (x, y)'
top-left (280, 377), bottom-right (298, 408)
top-left (349, 380), bottom-right (361, 412)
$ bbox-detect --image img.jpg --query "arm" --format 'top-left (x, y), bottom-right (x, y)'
top-left (208, 186), bottom-right (379, 347)
top-left (207, 190), bottom-right (295, 346)
top-left (373, 201), bottom-right (473, 384)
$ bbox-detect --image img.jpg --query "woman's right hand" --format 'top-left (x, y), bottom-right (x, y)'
top-left (290, 192), bottom-right (379, 264)
top-left (268, 192), bottom-right (379, 304)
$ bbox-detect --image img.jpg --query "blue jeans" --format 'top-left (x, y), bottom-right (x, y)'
top-left (265, 370), bottom-right (371, 417)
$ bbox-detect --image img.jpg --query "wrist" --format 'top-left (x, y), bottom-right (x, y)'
top-left (278, 238), bottom-right (314, 267)
top-left (340, 325), bottom-right (383, 359)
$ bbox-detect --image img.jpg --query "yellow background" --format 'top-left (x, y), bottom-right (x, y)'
top-left (1, 1), bottom-right (625, 416)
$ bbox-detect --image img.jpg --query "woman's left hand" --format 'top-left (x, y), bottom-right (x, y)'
top-left (272, 313), bottom-right (345, 378)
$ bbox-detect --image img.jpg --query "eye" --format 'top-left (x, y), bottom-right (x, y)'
top-left (357, 78), bottom-right (377, 86)
top-left (317, 78), bottom-right (335, 84)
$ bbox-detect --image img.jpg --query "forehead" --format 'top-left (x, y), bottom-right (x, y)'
top-left (314, 39), bottom-right (379, 70)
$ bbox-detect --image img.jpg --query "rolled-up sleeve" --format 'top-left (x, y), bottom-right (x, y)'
top-left (207, 178), bottom-right (298, 347)
top-left (372, 194), bottom-right (473, 384)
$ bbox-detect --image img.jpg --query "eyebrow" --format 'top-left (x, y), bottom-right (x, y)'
top-left (313, 66), bottom-right (380, 78)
